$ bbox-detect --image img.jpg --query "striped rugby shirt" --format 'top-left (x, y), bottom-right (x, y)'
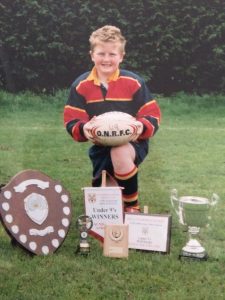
top-left (64, 67), bottom-right (161, 142)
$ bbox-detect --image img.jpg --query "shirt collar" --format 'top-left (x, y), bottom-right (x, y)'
top-left (87, 67), bottom-right (120, 85)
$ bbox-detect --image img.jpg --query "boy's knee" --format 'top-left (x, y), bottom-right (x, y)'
top-left (110, 145), bottom-right (135, 172)
top-left (110, 144), bottom-right (135, 162)
top-left (110, 146), bottom-right (120, 158)
top-left (110, 146), bottom-right (126, 164)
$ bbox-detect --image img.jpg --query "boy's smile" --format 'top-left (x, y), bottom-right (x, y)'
top-left (90, 42), bottom-right (124, 82)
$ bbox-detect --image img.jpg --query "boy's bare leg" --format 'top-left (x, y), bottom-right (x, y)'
top-left (110, 143), bottom-right (135, 173)
top-left (111, 144), bottom-right (140, 212)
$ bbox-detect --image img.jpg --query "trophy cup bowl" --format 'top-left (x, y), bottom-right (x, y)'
top-left (171, 189), bottom-right (218, 260)
top-left (76, 215), bottom-right (93, 255)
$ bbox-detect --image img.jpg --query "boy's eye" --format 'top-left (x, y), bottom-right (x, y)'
top-left (96, 52), bottom-right (117, 57)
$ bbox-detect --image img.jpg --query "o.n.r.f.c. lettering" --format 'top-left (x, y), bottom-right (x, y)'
top-left (96, 129), bottom-right (131, 137)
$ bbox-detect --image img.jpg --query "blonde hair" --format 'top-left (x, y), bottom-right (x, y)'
top-left (89, 25), bottom-right (126, 53)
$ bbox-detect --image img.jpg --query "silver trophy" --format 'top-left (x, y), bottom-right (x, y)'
top-left (76, 215), bottom-right (93, 255)
top-left (171, 189), bottom-right (219, 260)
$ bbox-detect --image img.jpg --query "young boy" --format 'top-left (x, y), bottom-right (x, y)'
top-left (64, 25), bottom-right (161, 213)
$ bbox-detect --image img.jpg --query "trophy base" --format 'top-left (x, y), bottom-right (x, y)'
top-left (179, 250), bottom-right (208, 261)
top-left (179, 239), bottom-right (208, 260)
top-left (75, 243), bottom-right (90, 256)
top-left (179, 247), bottom-right (208, 260)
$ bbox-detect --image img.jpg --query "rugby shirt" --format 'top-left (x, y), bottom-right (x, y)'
top-left (64, 67), bottom-right (161, 142)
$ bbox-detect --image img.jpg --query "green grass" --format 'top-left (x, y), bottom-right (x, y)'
top-left (0, 90), bottom-right (225, 299)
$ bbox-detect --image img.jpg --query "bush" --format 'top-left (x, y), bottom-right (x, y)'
top-left (1, 0), bottom-right (225, 94)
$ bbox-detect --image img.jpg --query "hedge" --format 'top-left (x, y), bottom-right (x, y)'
top-left (1, 0), bottom-right (225, 94)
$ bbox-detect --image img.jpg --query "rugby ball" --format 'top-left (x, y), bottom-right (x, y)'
top-left (86, 111), bottom-right (140, 146)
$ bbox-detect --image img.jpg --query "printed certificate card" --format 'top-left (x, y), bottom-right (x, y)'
top-left (83, 187), bottom-right (123, 241)
top-left (124, 213), bottom-right (171, 253)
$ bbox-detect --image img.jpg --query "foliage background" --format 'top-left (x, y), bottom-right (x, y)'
top-left (1, 0), bottom-right (225, 94)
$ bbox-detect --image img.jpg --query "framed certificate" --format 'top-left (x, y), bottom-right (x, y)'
top-left (124, 213), bottom-right (172, 253)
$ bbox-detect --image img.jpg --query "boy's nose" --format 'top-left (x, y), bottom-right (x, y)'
top-left (103, 54), bottom-right (110, 60)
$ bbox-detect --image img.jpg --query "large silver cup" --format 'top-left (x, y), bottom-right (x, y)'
top-left (171, 189), bottom-right (218, 259)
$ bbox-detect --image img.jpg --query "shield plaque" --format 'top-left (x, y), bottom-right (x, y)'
top-left (0, 169), bottom-right (72, 255)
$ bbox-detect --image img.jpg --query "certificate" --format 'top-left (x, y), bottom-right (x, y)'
top-left (124, 213), bottom-right (172, 253)
top-left (83, 187), bottom-right (124, 241)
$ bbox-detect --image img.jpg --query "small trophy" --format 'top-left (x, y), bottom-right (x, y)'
top-left (171, 189), bottom-right (219, 260)
top-left (76, 215), bottom-right (93, 255)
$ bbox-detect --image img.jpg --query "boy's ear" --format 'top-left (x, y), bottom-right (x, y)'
top-left (120, 52), bottom-right (125, 62)
top-left (89, 50), bottom-right (94, 61)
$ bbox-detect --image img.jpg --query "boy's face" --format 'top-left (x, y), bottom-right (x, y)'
top-left (90, 41), bottom-right (124, 80)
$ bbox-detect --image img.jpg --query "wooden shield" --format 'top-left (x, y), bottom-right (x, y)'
top-left (0, 170), bottom-right (72, 255)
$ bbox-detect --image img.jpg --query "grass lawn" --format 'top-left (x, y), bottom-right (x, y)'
top-left (0, 90), bottom-right (225, 299)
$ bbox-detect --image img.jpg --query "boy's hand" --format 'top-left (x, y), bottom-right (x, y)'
top-left (134, 120), bottom-right (144, 135)
top-left (83, 116), bottom-right (103, 145)
top-left (83, 118), bottom-right (95, 142)
top-left (131, 120), bottom-right (144, 141)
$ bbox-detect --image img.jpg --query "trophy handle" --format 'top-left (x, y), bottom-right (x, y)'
top-left (210, 193), bottom-right (219, 207)
top-left (170, 189), bottom-right (184, 225)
